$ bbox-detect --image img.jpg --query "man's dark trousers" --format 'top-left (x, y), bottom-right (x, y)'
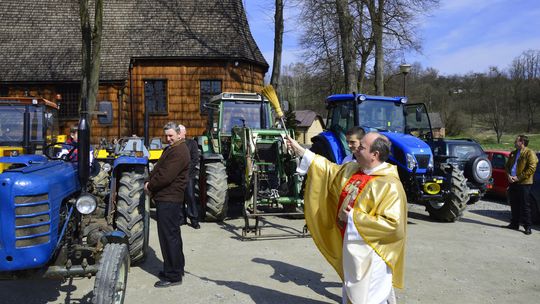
top-left (156, 201), bottom-right (184, 281)
top-left (508, 184), bottom-right (532, 227)
top-left (184, 178), bottom-right (199, 224)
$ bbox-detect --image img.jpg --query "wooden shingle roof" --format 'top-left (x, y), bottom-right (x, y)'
top-left (294, 110), bottom-right (323, 128)
top-left (0, 0), bottom-right (268, 83)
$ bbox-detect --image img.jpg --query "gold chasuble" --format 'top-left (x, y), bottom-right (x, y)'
top-left (303, 155), bottom-right (407, 289)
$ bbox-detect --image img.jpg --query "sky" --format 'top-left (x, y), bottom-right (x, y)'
top-left (244, 0), bottom-right (540, 76)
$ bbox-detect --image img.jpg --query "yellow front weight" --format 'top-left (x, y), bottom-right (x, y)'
top-left (423, 182), bottom-right (441, 195)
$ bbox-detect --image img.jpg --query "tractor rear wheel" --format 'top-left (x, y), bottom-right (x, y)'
top-left (203, 162), bottom-right (229, 221)
top-left (426, 164), bottom-right (469, 222)
top-left (92, 243), bottom-right (129, 304)
top-left (116, 169), bottom-right (149, 264)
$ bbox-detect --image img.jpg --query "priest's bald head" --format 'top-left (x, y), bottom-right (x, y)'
top-left (355, 132), bottom-right (391, 170)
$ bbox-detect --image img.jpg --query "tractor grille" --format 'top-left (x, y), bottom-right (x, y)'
top-left (14, 194), bottom-right (51, 248)
top-left (256, 142), bottom-right (279, 163)
top-left (415, 154), bottom-right (431, 169)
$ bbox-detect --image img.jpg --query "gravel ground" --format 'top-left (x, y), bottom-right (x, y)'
top-left (1, 195), bottom-right (539, 304)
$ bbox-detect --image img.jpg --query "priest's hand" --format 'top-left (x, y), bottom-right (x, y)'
top-left (285, 135), bottom-right (305, 157)
top-left (337, 205), bottom-right (351, 230)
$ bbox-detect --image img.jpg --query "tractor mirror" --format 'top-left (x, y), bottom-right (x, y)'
top-left (97, 101), bottom-right (113, 125)
top-left (416, 107), bottom-right (422, 122)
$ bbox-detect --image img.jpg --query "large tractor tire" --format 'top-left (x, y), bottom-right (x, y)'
top-left (203, 162), bottom-right (229, 221)
top-left (116, 169), bottom-right (149, 264)
top-left (93, 243), bottom-right (129, 304)
top-left (426, 164), bottom-right (470, 222)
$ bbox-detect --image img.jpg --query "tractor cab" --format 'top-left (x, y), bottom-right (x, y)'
top-left (0, 97), bottom-right (60, 172)
top-left (205, 92), bottom-right (273, 159)
top-left (321, 94), bottom-right (434, 165)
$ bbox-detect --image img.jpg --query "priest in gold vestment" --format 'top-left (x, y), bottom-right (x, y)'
top-left (287, 132), bottom-right (407, 304)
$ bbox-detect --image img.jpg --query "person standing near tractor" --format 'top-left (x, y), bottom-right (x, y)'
top-left (59, 125), bottom-right (95, 166)
top-left (179, 124), bottom-right (201, 229)
top-left (145, 122), bottom-right (190, 288)
top-left (342, 127), bottom-right (366, 164)
top-left (503, 134), bottom-right (538, 235)
top-left (286, 132), bottom-right (407, 304)
top-left (59, 125), bottom-right (79, 160)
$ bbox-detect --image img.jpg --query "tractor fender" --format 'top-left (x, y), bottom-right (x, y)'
top-left (310, 131), bottom-right (346, 164)
top-left (100, 230), bottom-right (128, 246)
top-left (111, 156), bottom-right (148, 178)
top-left (201, 152), bottom-right (224, 162)
top-left (113, 155), bottom-right (148, 167)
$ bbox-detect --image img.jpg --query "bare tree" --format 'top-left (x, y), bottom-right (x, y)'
top-left (270, 0), bottom-right (284, 89)
top-left (509, 50), bottom-right (540, 132)
top-left (480, 67), bottom-right (511, 143)
top-left (350, 0), bottom-right (374, 92)
top-left (363, 0), bottom-right (385, 95)
top-left (298, 0), bottom-right (343, 93)
top-left (79, 0), bottom-right (103, 120)
top-left (336, 0), bottom-right (358, 93)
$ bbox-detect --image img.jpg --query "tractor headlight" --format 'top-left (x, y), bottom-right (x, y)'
top-left (428, 155), bottom-right (434, 170)
top-left (406, 153), bottom-right (417, 171)
top-left (102, 162), bottom-right (112, 172)
top-left (76, 194), bottom-right (97, 215)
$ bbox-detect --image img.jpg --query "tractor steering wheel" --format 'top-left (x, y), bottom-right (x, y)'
top-left (44, 142), bottom-right (77, 161)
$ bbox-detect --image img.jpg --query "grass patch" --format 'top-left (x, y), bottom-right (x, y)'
top-left (449, 132), bottom-right (540, 151)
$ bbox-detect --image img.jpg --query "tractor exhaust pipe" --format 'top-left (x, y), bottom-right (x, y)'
top-left (22, 109), bottom-right (32, 154)
top-left (78, 97), bottom-right (90, 191)
top-left (144, 99), bottom-right (149, 147)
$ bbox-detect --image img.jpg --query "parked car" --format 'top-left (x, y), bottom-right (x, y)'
top-left (485, 150), bottom-right (510, 197)
top-left (427, 138), bottom-right (492, 204)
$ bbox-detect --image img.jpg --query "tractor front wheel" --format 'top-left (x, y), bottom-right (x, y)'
top-left (426, 164), bottom-right (470, 222)
top-left (92, 243), bottom-right (130, 304)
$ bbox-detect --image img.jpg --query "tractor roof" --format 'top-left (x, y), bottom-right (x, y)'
top-left (326, 94), bottom-right (407, 104)
top-left (0, 97), bottom-right (59, 109)
top-left (209, 92), bottom-right (268, 104)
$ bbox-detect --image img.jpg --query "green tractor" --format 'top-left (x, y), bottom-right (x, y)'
top-left (197, 92), bottom-right (304, 237)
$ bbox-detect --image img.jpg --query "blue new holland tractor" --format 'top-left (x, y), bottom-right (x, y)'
top-left (0, 97), bottom-right (149, 303)
top-left (311, 94), bottom-right (471, 222)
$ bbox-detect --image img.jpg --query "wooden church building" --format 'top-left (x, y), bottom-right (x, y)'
top-left (0, 0), bottom-right (268, 141)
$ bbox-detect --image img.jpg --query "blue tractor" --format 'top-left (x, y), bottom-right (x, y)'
top-left (0, 97), bottom-right (149, 303)
top-left (310, 94), bottom-right (471, 222)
